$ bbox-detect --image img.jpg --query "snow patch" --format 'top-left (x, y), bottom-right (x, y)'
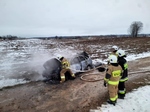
top-left (0, 78), bottom-right (29, 89)
top-left (99, 85), bottom-right (150, 112)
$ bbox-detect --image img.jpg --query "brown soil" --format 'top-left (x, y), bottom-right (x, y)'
top-left (0, 37), bottom-right (150, 112)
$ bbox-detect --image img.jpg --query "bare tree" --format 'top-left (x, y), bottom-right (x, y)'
top-left (129, 21), bottom-right (143, 37)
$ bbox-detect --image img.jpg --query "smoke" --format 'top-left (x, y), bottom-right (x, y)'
top-left (0, 39), bottom-right (81, 89)
top-left (26, 47), bottom-right (80, 81)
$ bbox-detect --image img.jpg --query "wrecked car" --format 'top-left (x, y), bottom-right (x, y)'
top-left (70, 51), bottom-right (94, 73)
top-left (42, 51), bottom-right (104, 84)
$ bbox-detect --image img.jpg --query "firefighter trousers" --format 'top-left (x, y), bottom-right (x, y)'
top-left (60, 68), bottom-right (73, 77)
top-left (108, 84), bottom-right (118, 101)
top-left (118, 81), bottom-right (126, 97)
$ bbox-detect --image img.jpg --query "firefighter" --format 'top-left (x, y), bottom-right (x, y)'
top-left (57, 55), bottom-right (75, 83)
top-left (107, 45), bottom-right (119, 64)
top-left (116, 49), bottom-right (128, 99)
top-left (110, 45), bottom-right (118, 56)
top-left (104, 55), bottom-right (123, 106)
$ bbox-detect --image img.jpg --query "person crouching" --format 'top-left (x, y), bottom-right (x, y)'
top-left (57, 55), bottom-right (75, 83)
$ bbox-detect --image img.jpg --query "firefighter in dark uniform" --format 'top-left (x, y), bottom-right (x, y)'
top-left (104, 55), bottom-right (123, 106)
top-left (57, 55), bottom-right (75, 83)
top-left (116, 49), bottom-right (128, 99)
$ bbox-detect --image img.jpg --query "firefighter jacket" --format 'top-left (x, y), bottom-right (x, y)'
top-left (61, 58), bottom-right (70, 69)
top-left (104, 63), bottom-right (123, 85)
top-left (109, 51), bottom-right (118, 58)
top-left (118, 57), bottom-right (128, 82)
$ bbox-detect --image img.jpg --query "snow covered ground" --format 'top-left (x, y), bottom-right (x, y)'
top-left (90, 85), bottom-right (150, 112)
top-left (0, 39), bottom-right (150, 89)
top-left (0, 39), bottom-right (150, 112)
top-left (0, 39), bottom-right (79, 89)
top-left (90, 52), bottom-right (150, 112)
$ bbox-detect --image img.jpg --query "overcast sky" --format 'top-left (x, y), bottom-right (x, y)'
top-left (0, 0), bottom-right (150, 37)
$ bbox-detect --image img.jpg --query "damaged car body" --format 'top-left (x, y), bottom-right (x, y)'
top-left (42, 51), bottom-right (104, 84)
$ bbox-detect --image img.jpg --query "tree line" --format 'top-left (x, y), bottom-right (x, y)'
top-left (0, 35), bottom-right (18, 40)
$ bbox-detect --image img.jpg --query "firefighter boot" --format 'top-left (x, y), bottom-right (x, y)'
top-left (118, 94), bottom-right (125, 99)
top-left (118, 95), bottom-right (124, 99)
top-left (69, 73), bottom-right (75, 80)
top-left (107, 99), bottom-right (116, 106)
top-left (60, 75), bottom-right (65, 83)
top-left (71, 74), bottom-right (76, 78)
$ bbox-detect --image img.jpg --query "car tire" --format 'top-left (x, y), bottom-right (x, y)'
top-left (86, 65), bottom-right (92, 70)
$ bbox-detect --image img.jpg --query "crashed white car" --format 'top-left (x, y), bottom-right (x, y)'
top-left (70, 51), bottom-right (94, 73)
top-left (42, 51), bottom-right (103, 84)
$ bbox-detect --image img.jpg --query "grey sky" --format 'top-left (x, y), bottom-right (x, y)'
top-left (0, 0), bottom-right (150, 37)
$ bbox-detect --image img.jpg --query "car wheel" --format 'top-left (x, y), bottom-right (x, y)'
top-left (86, 65), bottom-right (91, 70)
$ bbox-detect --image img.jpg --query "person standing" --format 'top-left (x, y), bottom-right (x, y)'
top-left (107, 45), bottom-right (119, 64)
top-left (116, 49), bottom-right (128, 99)
top-left (110, 45), bottom-right (119, 56)
top-left (104, 55), bottom-right (123, 106)
top-left (57, 55), bottom-right (75, 83)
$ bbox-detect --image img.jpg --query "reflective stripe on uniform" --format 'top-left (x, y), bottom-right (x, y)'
top-left (104, 78), bottom-right (109, 82)
top-left (62, 61), bottom-right (70, 68)
top-left (71, 74), bottom-right (75, 77)
top-left (119, 89), bottom-right (126, 94)
top-left (112, 70), bottom-right (121, 77)
top-left (120, 77), bottom-right (128, 82)
top-left (105, 69), bottom-right (121, 85)
top-left (110, 95), bottom-right (118, 101)
top-left (115, 95), bottom-right (118, 99)
top-left (61, 75), bottom-right (65, 82)
top-left (108, 80), bottom-right (119, 85)
top-left (61, 76), bottom-right (65, 79)
top-left (124, 63), bottom-right (128, 70)
top-left (62, 61), bottom-right (69, 65)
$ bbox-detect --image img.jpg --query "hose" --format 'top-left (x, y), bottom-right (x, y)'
top-left (79, 65), bottom-right (106, 82)
top-left (80, 74), bottom-right (104, 82)
top-left (80, 69), bottom-right (150, 82)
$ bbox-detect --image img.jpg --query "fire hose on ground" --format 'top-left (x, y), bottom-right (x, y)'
top-left (79, 67), bottom-right (150, 82)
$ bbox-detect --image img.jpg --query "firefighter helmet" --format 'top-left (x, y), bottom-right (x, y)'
top-left (112, 45), bottom-right (118, 51)
top-left (117, 49), bottom-right (125, 57)
top-left (108, 55), bottom-right (117, 63)
top-left (56, 54), bottom-right (63, 60)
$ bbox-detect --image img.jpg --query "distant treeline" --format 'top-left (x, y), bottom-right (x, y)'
top-left (0, 35), bottom-right (19, 40)
top-left (35, 34), bottom-right (150, 39)
top-left (0, 34), bottom-right (150, 40)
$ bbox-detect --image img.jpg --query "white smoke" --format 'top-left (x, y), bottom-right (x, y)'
top-left (0, 39), bottom-right (82, 88)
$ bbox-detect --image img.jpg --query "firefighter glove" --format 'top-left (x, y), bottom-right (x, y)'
top-left (104, 81), bottom-right (107, 87)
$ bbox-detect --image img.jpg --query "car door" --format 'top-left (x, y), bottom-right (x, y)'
top-left (78, 55), bottom-right (88, 70)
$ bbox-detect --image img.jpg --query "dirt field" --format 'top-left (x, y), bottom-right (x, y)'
top-left (0, 37), bottom-right (150, 112)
